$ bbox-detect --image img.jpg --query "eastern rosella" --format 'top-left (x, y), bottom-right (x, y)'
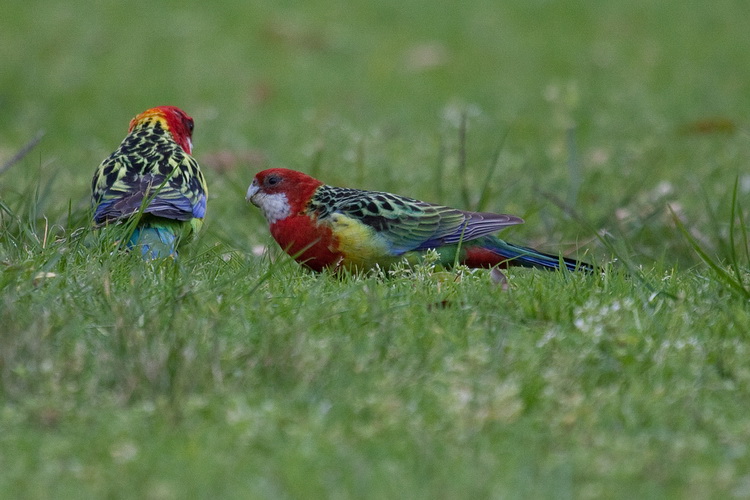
top-left (91, 106), bottom-right (208, 259)
top-left (246, 168), bottom-right (594, 272)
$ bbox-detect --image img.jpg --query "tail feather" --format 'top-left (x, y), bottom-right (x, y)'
top-left (129, 225), bottom-right (178, 259)
top-left (478, 237), bottom-right (596, 272)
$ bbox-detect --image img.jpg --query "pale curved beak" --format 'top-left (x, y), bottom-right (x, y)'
top-left (246, 180), bottom-right (259, 204)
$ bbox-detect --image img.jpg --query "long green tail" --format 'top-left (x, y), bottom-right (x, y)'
top-left (471, 236), bottom-right (596, 272)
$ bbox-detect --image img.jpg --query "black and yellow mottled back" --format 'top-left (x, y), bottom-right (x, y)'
top-left (308, 185), bottom-right (522, 255)
top-left (91, 116), bottom-right (207, 227)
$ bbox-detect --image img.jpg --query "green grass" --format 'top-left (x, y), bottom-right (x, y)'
top-left (2, 0), bottom-right (750, 497)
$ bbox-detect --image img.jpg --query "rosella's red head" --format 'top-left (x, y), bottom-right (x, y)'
top-left (246, 168), bottom-right (323, 224)
top-left (128, 106), bottom-right (195, 154)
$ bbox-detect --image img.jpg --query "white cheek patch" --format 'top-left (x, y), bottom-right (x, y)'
top-left (254, 192), bottom-right (291, 224)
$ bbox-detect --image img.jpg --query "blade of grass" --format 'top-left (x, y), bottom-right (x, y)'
top-left (566, 125), bottom-right (581, 206)
top-left (434, 134), bottom-right (445, 202)
top-left (669, 205), bottom-right (750, 299)
top-left (355, 136), bottom-right (365, 188)
top-left (699, 185), bottom-right (726, 255)
top-left (540, 188), bottom-right (677, 299)
top-left (727, 176), bottom-right (744, 288)
top-left (475, 127), bottom-right (510, 212)
top-left (739, 187), bottom-right (750, 266)
top-left (458, 111), bottom-right (470, 208)
top-left (308, 142), bottom-right (324, 179)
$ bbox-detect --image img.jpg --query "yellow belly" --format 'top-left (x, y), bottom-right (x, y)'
top-left (327, 213), bottom-right (396, 270)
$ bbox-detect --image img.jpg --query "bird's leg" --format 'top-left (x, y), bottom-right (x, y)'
top-left (332, 255), bottom-right (346, 274)
top-left (490, 267), bottom-right (509, 291)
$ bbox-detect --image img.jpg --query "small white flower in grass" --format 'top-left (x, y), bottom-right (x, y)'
top-left (110, 441), bottom-right (138, 464)
top-left (40, 359), bottom-right (53, 374)
top-left (587, 147), bottom-right (611, 166)
top-left (573, 297), bottom-right (640, 339)
top-left (441, 102), bottom-right (482, 128)
top-left (536, 328), bottom-right (558, 348)
top-left (653, 180), bottom-right (674, 198)
top-left (403, 41), bottom-right (449, 71)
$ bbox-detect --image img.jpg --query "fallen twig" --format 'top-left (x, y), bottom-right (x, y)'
top-left (0, 130), bottom-right (45, 175)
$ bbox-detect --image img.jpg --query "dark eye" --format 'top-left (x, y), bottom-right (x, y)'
top-left (186, 118), bottom-right (194, 132)
top-left (265, 174), bottom-right (282, 187)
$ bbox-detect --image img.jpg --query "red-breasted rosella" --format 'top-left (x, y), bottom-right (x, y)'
top-left (91, 106), bottom-right (208, 258)
top-left (246, 168), bottom-right (594, 272)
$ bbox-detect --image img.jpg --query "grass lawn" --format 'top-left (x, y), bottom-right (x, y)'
top-left (2, 0), bottom-right (750, 497)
